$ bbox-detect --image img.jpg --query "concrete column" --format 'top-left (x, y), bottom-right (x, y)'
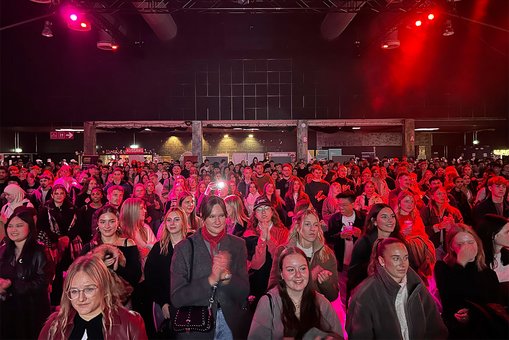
top-left (83, 121), bottom-right (97, 155)
top-left (403, 119), bottom-right (415, 158)
top-left (192, 121), bottom-right (203, 163)
top-left (297, 120), bottom-right (308, 162)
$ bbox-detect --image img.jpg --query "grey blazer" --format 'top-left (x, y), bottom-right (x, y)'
top-left (170, 230), bottom-right (251, 339)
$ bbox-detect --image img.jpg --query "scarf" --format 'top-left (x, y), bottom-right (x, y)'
top-left (201, 227), bottom-right (226, 256)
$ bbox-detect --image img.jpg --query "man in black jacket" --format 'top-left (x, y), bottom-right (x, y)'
top-left (472, 176), bottom-right (509, 231)
top-left (324, 190), bottom-right (365, 308)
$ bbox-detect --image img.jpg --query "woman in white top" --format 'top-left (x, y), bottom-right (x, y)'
top-left (245, 182), bottom-right (261, 216)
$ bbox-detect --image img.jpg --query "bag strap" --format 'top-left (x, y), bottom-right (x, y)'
top-left (266, 293), bottom-right (274, 336)
top-left (188, 237), bottom-right (217, 308)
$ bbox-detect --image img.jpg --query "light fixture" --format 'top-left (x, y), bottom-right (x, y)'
top-left (14, 148), bottom-right (23, 153)
top-left (352, 127), bottom-right (361, 130)
top-left (381, 29), bottom-right (400, 49)
top-left (415, 127), bottom-right (439, 131)
top-left (97, 29), bottom-right (119, 51)
top-left (443, 19), bottom-right (454, 36)
top-left (41, 20), bottom-right (53, 38)
top-left (130, 132), bottom-right (139, 148)
top-left (56, 128), bottom-right (84, 132)
top-left (248, 134), bottom-right (254, 138)
top-left (472, 131), bottom-right (479, 145)
top-left (144, 128), bottom-right (151, 131)
top-left (31, 0), bottom-right (52, 3)
top-left (223, 134), bottom-right (229, 138)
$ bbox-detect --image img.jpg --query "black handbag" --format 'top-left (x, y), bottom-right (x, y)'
top-left (172, 238), bottom-right (217, 333)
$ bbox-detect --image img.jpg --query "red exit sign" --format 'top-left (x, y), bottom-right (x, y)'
top-left (50, 131), bottom-right (74, 140)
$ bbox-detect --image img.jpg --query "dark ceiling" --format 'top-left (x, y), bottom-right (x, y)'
top-left (1, 0), bottom-right (508, 131)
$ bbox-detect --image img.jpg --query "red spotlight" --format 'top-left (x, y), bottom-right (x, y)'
top-left (62, 7), bottom-right (92, 32)
top-left (427, 13), bottom-right (435, 20)
top-left (69, 14), bottom-right (78, 21)
top-left (415, 20), bottom-right (422, 27)
top-left (80, 22), bottom-right (88, 28)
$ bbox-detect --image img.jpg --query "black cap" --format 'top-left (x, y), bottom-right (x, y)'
top-left (253, 196), bottom-right (272, 211)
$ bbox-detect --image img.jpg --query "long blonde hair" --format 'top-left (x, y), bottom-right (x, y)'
top-left (224, 194), bottom-right (249, 226)
top-left (47, 255), bottom-right (120, 338)
top-left (160, 207), bottom-right (188, 256)
top-left (120, 198), bottom-right (147, 242)
top-left (288, 208), bottom-right (333, 263)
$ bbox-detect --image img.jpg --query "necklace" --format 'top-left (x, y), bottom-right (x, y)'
top-left (290, 297), bottom-right (301, 310)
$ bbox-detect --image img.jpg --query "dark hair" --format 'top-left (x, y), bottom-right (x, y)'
top-left (91, 205), bottom-right (121, 245)
top-left (2, 207), bottom-right (39, 261)
top-left (200, 195), bottom-right (227, 220)
top-left (364, 203), bottom-right (401, 236)
top-left (178, 191), bottom-right (200, 231)
top-left (477, 214), bottom-right (509, 267)
top-left (337, 190), bottom-right (356, 202)
top-left (277, 247), bottom-right (322, 339)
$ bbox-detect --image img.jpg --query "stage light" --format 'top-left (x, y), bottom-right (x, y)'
top-left (97, 29), bottom-right (119, 51)
top-left (41, 20), bottom-right (53, 38)
top-left (415, 20), bottom-right (422, 27)
top-left (248, 134), bottom-right (254, 138)
top-left (70, 14), bottom-right (78, 21)
top-left (63, 8), bottom-right (92, 32)
top-left (427, 13), bottom-right (435, 20)
top-left (381, 29), bottom-right (400, 49)
top-left (224, 134), bottom-right (229, 138)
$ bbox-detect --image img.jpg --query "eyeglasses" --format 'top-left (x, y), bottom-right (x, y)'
top-left (255, 205), bottom-right (271, 212)
top-left (67, 286), bottom-right (98, 300)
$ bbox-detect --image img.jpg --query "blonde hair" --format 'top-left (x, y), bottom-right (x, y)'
top-left (224, 194), bottom-right (249, 226)
top-left (48, 255), bottom-right (120, 338)
top-left (160, 207), bottom-right (188, 256)
top-left (444, 223), bottom-right (487, 271)
top-left (288, 208), bottom-right (333, 263)
top-left (120, 198), bottom-right (147, 242)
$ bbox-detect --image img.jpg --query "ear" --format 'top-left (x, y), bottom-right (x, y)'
top-left (378, 256), bottom-right (385, 267)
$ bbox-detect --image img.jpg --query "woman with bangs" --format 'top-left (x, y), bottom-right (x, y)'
top-left (249, 247), bottom-right (343, 339)
top-left (39, 255), bottom-right (147, 340)
top-left (0, 207), bottom-right (54, 339)
top-left (145, 207), bottom-right (188, 336)
top-left (268, 208), bottom-right (339, 302)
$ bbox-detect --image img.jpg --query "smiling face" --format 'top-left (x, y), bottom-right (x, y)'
top-left (97, 212), bottom-right (119, 238)
top-left (375, 207), bottom-right (396, 236)
top-left (204, 204), bottom-right (226, 237)
top-left (69, 271), bottom-right (102, 320)
top-left (7, 216), bottom-right (30, 243)
top-left (378, 242), bottom-right (409, 283)
top-left (281, 253), bottom-right (309, 294)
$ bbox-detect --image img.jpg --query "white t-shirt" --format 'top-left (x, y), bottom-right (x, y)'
top-left (493, 252), bottom-right (509, 283)
top-left (341, 213), bottom-right (356, 266)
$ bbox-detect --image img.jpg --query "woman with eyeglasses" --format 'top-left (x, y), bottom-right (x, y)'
top-left (39, 255), bottom-right (147, 340)
top-left (0, 207), bottom-right (54, 339)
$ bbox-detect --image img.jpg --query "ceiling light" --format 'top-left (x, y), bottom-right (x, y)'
top-left (55, 128), bottom-right (84, 132)
top-left (248, 134), bottom-right (254, 138)
top-left (14, 148), bottom-right (23, 153)
top-left (144, 128), bottom-right (151, 131)
top-left (443, 20), bottom-right (454, 36)
top-left (41, 20), bottom-right (53, 38)
top-left (415, 128), bottom-right (439, 131)
top-left (130, 144), bottom-right (139, 148)
top-left (381, 29), bottom-right (400, 49)
top-left (224, 134), bottom-right (229, 138)
top-left (352, 127), bottom-right (361, 130)
top-left (97, 29), bottom-right (119, 51)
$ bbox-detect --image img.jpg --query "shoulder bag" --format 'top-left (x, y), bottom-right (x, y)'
top-left (172, 237), bottom-right (217, 333)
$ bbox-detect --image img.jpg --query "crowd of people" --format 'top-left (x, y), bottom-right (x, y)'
top-left (0, 154), bottom-right (508, 339)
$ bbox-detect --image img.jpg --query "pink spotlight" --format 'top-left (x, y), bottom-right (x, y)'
top-left (80, 22), bottom-right (87, 28)
top-left (70, 14), bottom-right (78, 21)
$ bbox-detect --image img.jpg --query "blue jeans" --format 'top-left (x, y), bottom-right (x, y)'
top-left (214, 308), bottom-right (233, 340)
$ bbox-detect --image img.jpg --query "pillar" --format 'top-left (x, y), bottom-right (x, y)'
top-left (403, 119), bottom-right (415, 158)
top-left (192, 121), bottom-right (203, 163)
top-left (83, 121), bottom-right (97, 155)
top-left (297, 120), bottom-right (308, 162)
